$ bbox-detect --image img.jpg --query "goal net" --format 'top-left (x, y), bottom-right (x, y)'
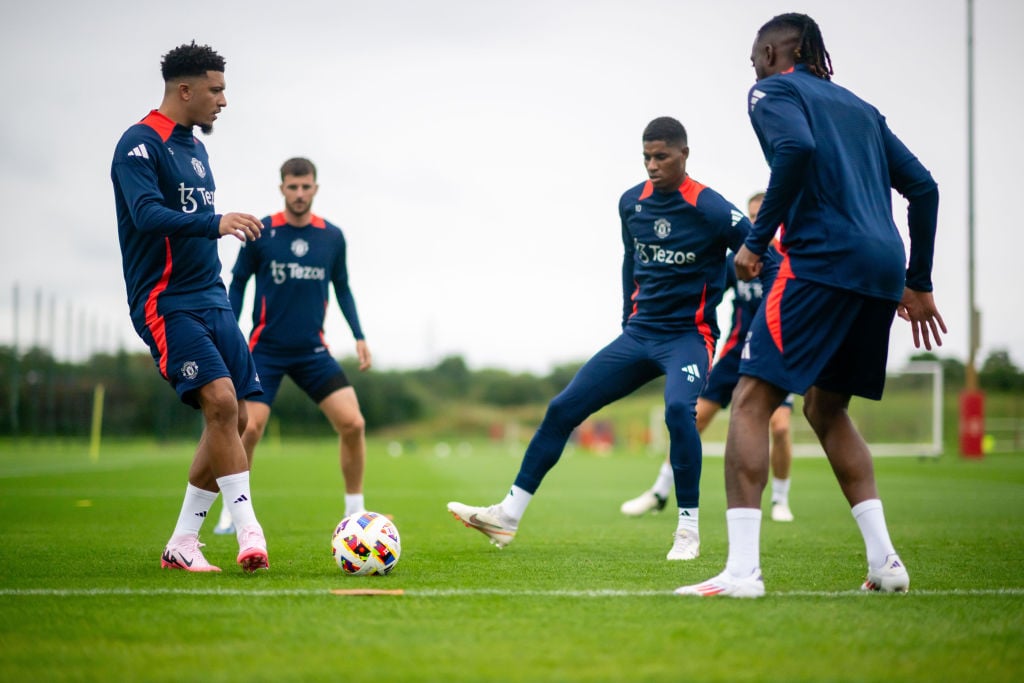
top-left (650, 360), bottom-right (944, 458)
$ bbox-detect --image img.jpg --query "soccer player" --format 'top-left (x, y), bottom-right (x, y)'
top-left (676, 13), bottom-right (945, 598)
top-left (111, 42), bottom-right (269, 573)
top-left (211, 157), bottom-right (372, 535)
top-left (448, 117), bottom-right (774, 560)
top-left (620, 191), bottom-right (797, 524)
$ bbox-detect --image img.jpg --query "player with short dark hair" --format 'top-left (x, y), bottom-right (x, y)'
top-left (677, 13), bottom-right (945, 598)
top-left (111, 42), bottom-right (269, 573)
top-left (448, 117), bottom-right (776, 560)
top-left (620, 192), bottom-right (797, 523)
top-left (211, 157), bottom-right (373, 534)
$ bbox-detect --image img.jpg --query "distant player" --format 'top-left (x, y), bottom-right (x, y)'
top-left (111, 42), bottom-right (269, 573)
top-left (677, 14), bottom-right (945, 598)
top-left (212, 157), bottom-right (372, 534)
top-left (620, 192), bottom-right (796, 523)
top-left (448, 117), bottom-right (776, 560)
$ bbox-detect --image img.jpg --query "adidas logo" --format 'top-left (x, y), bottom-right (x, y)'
top-left (127, 143), bottom-right (149, 159)
top-left (749, 89), bottom-right (766, 111)
top-left (194, 511), bottom-right (207, 518)
top-left (681, 364), bottom-right (701, 383)
top-left (233, 494), bottom-right (249, 504)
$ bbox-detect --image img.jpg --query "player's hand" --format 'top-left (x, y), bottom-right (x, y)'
top-left (219, 213), bottom-right (263, 242)
top-left (897, 288), bottom-right (947, 351)
top-left (356, 340), bottom-right (372, 371)
top-left (734, 245), bottom-right (762, 282)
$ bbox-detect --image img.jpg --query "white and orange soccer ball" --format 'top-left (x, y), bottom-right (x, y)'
top-left (331, 511), bottom-right (401, 576)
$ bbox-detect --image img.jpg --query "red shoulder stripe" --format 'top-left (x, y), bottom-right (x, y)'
top-left (638, 181), bottom-right (654, 201)
top-left (139, 110), bottom-right (176, 142)
top-left (679, 175), bottom-right (706, 206)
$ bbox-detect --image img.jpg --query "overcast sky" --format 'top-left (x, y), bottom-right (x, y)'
top-left (1, 0), bottom-right (1021, 373)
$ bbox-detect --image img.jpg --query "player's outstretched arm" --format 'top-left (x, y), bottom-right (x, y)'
top-left (897, 288), bottom-right (947, 351)
top-left (219, 213), bottom-right (263, 242)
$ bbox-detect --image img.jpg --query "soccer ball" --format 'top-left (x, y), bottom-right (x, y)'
top-left (331, 511), bottom-right (401, 576)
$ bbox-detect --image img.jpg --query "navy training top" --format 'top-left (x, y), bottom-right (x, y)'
top-left (746, 65), bottom-right (939, 300)
top-left (619, 175), bottom-right (755, 360)
top-left (111, 110), bottom-right (228, 336)
top-left (229, 212), bottom-right (365, 353)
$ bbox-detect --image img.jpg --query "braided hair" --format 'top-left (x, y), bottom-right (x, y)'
top-left (758, 13), bottom-right (833, 80)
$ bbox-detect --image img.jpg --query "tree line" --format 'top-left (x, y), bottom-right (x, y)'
top-left (0, 344), bottom-right (1020, 439)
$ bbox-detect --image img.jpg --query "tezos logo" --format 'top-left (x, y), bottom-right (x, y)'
top-left (191, 158), bottom-right (206, 178)
top-left (180, 361), bottom-right (199, 380)
top-left (291, 239), bottom-right (309, 257)
top-left (653, 218), bottom-right (671, 239)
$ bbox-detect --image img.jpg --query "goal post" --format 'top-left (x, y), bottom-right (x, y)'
top-left (649, 360), bottom-right (944, 458)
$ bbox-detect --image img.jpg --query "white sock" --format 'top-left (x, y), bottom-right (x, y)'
top-left (344, 493), bottom-right (365, 517)
top-left (171, 483), bottom-right (217, 538)
top-left (676, 507), bottom-right (699, 535)
top-left (500, 485), bottom-right (532, 521)
top-left (771, 477), bottom-right (791, 504)
top-left (724, 508), bottom-right (762, 578)
top-left (851, 499), bottom-right (896, 569)
top-left (217, 472), bottom-right (259, 532)
top-left (652, 461), bottom-right (674, 499)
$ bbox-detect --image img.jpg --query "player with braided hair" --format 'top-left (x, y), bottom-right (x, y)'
top-left (676, 13), bottom-right (945, 598)
top-left (757, 12), bottom-right (834, 80)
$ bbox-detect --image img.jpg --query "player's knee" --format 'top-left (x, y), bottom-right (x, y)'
top-left (770, 415), bottom-right (790, 441)
top-left (334, 411), bottom-right (366, 438)
top-left (544, 393), bottom-right (580, 429)
top-left (663, 400), bottom-right (695, 431)
top-left (802, 392), bottom-right (845, 431)
top-left (198, 383), bottom-right (239, 426)
top-left (245, 415), bottom-right (268, 440)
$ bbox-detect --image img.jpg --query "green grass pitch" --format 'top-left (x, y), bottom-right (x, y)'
top-left (1, 437), bottom-right (1022, 682)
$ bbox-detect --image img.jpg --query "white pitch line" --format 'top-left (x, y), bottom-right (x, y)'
top-left (1, 587), bottom-right (1022, 598)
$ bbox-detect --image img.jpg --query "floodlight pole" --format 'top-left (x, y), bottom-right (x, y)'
top-left (960, 0), bottom-right (985, 458)
top-left (966, 0), bottom-right (979, 390)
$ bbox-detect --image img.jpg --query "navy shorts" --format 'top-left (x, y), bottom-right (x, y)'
top-left (249, 347), bottom-right (350, 406)
top-left (140, 308), bottom-right (262, 409)
top-left (702, 344), bottom-right (795, 409)
top-left (740, 277), bottom-right (897, 400)
top-left (701, 342), bottom-right (742, 406)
